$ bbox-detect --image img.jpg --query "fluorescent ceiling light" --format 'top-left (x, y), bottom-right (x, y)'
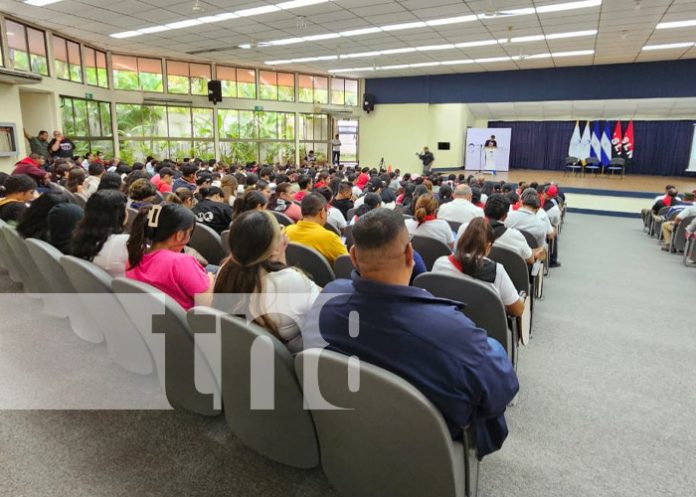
top-left (110, 31), bottom-right (141, 39)
top-left (339, 27), bottom-right (382, 37)
top-left (198, 13), bottom-right (238, 23)
top-left (303, 33), bottom-right (341, 41)
top-left (642, 42), bottom-right (694, 51)
top-left (380, 64), bottom-right (410, 70)
top-left (409, 62), bottom-right (442, 68)
top-left (524, 53), bottom-right (553, 59)
top-left (341, 51), bottom-right (382, 59)
top-left (425, 15), bottom-right (477, 26)
top-left (381, 21), bottom-right (427, 32)
top-left (510, 35), bottom-right (545, 43)
top-left (552, 50), bottom-right (594, 57)
top-left (278, 0), bottom-right (328, 8)
top-left (441, 59), bottom-right (475, 65)
top-left (24, 0), bottom-right (62, 5)
top-left (137, 25), bottom-right (168, 34)
top-left (235, 5), bottom-right (280, 17)
top-left (380, 48), bottom-right (418, 55)
top-left (455, 40), bottom-right (498, 48)
top-left (416, 44), bottom-right (455, 51)
top-left (546, 29), bottom-right (597, 39)
top-left (475, 57), bottom-right (512, 63)
top-left (656, 20), bottom-right (696, 30)
top-left (166, 19), bottom-right (202, 29)
top-left (268, 37), bottom-right (304, 46)
top-left (536, 0), bottom-right (601, 13)
top-left (238, 44), bottom-right (252, 49)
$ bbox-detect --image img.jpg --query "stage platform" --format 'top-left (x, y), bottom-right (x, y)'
top-left (435, 169), bottom-right (696, 218)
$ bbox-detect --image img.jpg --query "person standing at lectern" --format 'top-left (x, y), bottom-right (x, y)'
top-left (485, 135), bottom-right (497, 148)
top-left (417, 146), bottom-right (435, 175)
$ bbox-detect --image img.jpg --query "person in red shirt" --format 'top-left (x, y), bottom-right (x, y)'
top-left (294, 174), bottom-right (312, 202)
top-left (314, 171), bottom-right (329, 189)
top-left (12, 154), bottom-right (49, 185)
top-left (355, 167), bottom-right (370, 190)
top-left (156, 167), bottom-right (174, 193)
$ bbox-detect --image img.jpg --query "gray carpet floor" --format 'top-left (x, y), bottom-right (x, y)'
top-left (1, 214), bottom-right (695, 496)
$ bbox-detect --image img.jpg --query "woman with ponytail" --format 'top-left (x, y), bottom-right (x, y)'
top-left (231, 190), bottom-right (267, 219)
top-left (126, 203), bottom-right (214, 310)
top-left (404, 193), bottom-right (454, 248)
top-left (213, 210), bottom-right (320, 352)
top-left (432, 217), bottom-right (524, 317)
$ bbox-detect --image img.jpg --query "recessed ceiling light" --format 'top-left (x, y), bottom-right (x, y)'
top-left (381, 21), bottom-right (427, 32)
top-left (166, 19), bottom-right (202, 29)
top-left (656, 20), bottom-right (696, 30)
top-left (642, 42), bottom-right (694, 51)
top-left (24, 0), bottom-right (62, 5)
top-left (339, 27), bottom-right (382, 37)
top-left (546, 29), bottom-right (597, 39)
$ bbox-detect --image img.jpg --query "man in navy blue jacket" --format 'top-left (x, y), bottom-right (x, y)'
top-left (302, 208), bottom-right (518, 458)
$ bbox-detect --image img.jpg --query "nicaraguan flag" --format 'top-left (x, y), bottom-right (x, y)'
top-left (580, 121), bottom-right (592, 160)
top-left (590, 121), bottom-right (602, 159)
top-left (601, 121), bottom-right (612, 165)
top-left (568, 120), bottom-right (582, 158)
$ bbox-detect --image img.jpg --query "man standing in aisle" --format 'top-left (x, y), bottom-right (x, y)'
top-left (331, 134), bottom-right (341, 165)
top-left (417, 146), bottom-right (434, 175)
top-left (48, 130), bottom-right (76, 159)
top-left (23, 129), bottom-right (50, 160)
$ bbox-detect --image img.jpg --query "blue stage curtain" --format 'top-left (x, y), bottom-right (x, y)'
top-left (488, 120), bottom-right (696, 176)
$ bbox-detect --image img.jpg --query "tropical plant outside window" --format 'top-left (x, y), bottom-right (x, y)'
top-left (259, 70), bottom-right (295, 102)
top-left (298, 74), bottom-right (329, 104)
top-left (217, 65), bottom-right (257, 99)
top-left (6, 20), bottom-right (49, 76)
top-left (53, 35), bottom-right (82, 82)
top-left (112, 55), bottom-right (163, 92)
top-left (60, 96), bottom-right (113, 157)
top-left (167, 61), bottom-right (210, 95)
top-left (83, 46), bottom-right (108, 88)
top-left (116, 104), bottom-right (214, 162)
top-left (218, 109), bottom-right (296, 165)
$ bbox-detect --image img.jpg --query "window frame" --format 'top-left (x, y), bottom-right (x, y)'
top-left (83, 45), bottom-right (109, 88)
top-left (165, 59), bottom-right (211, 96)
top-left (5, 19), bottom-right (49, 76)
top-left (60, 95), bottom-right (114, 156)
top-left (112, 54), bottom-right (164, 92)
top-left (215, 64), bottom-right (258, 100)
top-left (53, 34), bottom-right (83, 82)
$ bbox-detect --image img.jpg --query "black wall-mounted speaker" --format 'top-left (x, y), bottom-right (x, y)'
top-left (363, 93), bottom-right (375, 112)
top-left (208, 80), bottom-right (222, 104)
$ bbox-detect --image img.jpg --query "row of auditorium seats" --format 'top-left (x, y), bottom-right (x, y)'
top-left (644, 207), bottom-right (695, 265)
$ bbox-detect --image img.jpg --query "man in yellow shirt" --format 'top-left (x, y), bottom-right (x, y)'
top-left (285, 193), bottom-right (348, 265)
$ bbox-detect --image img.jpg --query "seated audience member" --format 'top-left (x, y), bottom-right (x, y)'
top-left (285, 193), bottom-right (348, 264)
top-left (192, 186), bottom-right (233, 234)
top-left (302, 209), bottom-right (519, 457)
top-left (169, 187), bottom-right (195, 209)
top-left (155, 167), bottom-right (174, 193)
top-left (126, 203), bottom-right (214, 311)
top-left (505, 188), bottom-right (555, 254)
top-left (128, 179), bottom-right (158, 209)
top-left (332, 181), bottom-right (354, 220)
top-left (350, 192), bottom-right (382, 225)
top-left (213, 211), bottom-right (320, 353)
top-left (256, 180), bottom-right (272, 200)
top-left (221, 174), bottom-right (238, 207)
top-left (232, 190), bottom-right (268, 219)
top-left (172, 163), bottom-right (198, 192)
top-left (355, 167), bottom-right (370, 190)
top-left (405, 193), bottom-right (454, 248)
top-left (542, 185), bottom-right (562, 226)
top-left (47, 203), bottom-right (84, 255)
top-left (72, 190), bottom-right (129, 277)
top-left (66, 167), bottom-right (87, 200)
top-left (315, 186), bottom-right (347, 232)
top-left (433, 218), bottom-right (525, 317)
top-left (12, 154), bottom-right (49, 186)
top-left (294, 174), bottom-right (313, 202)
top-left (661, 201), bottom-right (696, 250)
top-left (267, 183), bottom-right (302, 222)
top-left (16, 192), bottom-right (70, 241)
top-left (438, 184), bottom-right (484, 224)
top-left (651, 187), bottom-right (680, 215)
top-left (0, 175), bottom-right (36, 223)
top-left (437, 184), bottom-right (454, 205)
top-left (481, 194), bottom-right (544, 263)
top-left (123, 170), bottom-right (149, 193)
top-left (98, 172), bottom-right (122, 192)
top-left (83, 162), bottom-right (105, 198)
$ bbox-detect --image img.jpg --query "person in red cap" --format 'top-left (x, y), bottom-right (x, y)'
top-left (542, 184), bottom-right (562, 268)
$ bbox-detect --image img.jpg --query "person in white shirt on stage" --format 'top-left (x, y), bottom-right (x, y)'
top-left (437, 184), bottom-right (484, 226)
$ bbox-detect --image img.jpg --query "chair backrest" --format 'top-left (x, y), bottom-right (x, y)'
top-left (411, 235), bottom-right (452, 271)
top-left (346, 208), bottom-right (356, 221)
top-left (674, 215), bottom-right (695, 252)
top-left (0, 221), bottom-right (23, 283)
top-left (343, 224), bottom-right (355, 249)
top-left (565, 156), bottom-right (578, 165)
top-left (295, 348), bottom-right (475, 497)
top-left (61, 255), bottom-right (113, 294)
top-left (447, 220), bottom-right (462, 233)
top-left (1, 226), bottom-right (43, 293)
top-left (269, 209), bottom-right (294, 226)
top-left (188, 308), bottom-right (319, 468)
top-left (25, 238), bottom-right (76, 294)
top-left (518, 229), bottom-right (540, 249)
top-left (220, 229), bottom-right (231, 255)
top-left (609, 157), bottom-right (625, 166)
top-left (413, 272), bottom-right (510, 353)
top-left (285, 242), bottom-right (335, 287)
top-left (585, 157), bottom-right (599, 166)
top-left (488, 245), bottom-right (530, 294)
top-left (333, 254), bottom-right (355, 279)
top-left (324, 222), bottom-right (340, 235)
top-left (189, 223), bottom-right (225, 266)
top-left (111, 277), bottom-right (220, 415)
top-left (153, 190), bottom-right (165, 204)
top-left (124, 207), bottom-right (139, 234)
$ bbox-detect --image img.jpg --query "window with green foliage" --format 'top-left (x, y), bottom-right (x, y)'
top-left (218, 109), bottom-right (295, 165)
top-left (329, 77), bottom-right (359, 106)
top-left (6, 20), bottom-right (48, 76)
top-left (299, 113), bottom-right (329, 161)
top-left (84, 46), bottom-right (108, 88)
top-left (116, 103), bottom-right (214, 162)
top-left (53, 35), bottom-right (82, 82)
top-left (60, 96), bottom-right (113, 157)
top-left (298, 74), bottom-right (328, 104)
top-left (259, 70), bottom-right (295, 102)
top-left (216, 65), bottom-right (257, 99)
top-left (112, 55), bottom-right (163, 92)
top-left (166, 60), bottom-right (210, 95)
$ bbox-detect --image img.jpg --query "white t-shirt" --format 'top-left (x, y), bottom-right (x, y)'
top-left (332, 139), bottom-right (341, 151)
top-left (505, 208), bottom-right (549, 248)
top-left (327, 205), bottom-right (347, 231)
top-left (405, 218), bottom-right (454, 247)
top-left (493, 227), bottom-right (533, 261)
top-left (431, 255), bottom-right (520, 306)
top-left (437, 198), bottom-right (484, 224)
top-left (92, 234), bottom-right (130, 278)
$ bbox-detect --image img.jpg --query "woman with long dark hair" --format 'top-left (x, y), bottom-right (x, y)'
top-left (232, 190), bottom-right (267, 219)
top-left (126, 203), bottom-right (214, 310)
top-left (16, 191), bottom-right (70, 241)
top-left (72, 190), bottom-right (129, 277)
top-left (432, 217), bottom-right (524, 316)
top-left (213, 210), bottom-right (319, 352)
top-left (267, 182), bottom-right (302, 222)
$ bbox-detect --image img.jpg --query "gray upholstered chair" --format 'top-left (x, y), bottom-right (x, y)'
top-left (295, 348), bottom-right (479, 497)
top-left (188, 223), bottom-right (225, 266)
top-left (411, 235), bottom-right (452, 271)
top-left (187, 308), bottom-right (319, 468)
top-left (0, 220), bottom-right (23, 284)
top-left (333, 254), bottom-right (355, 279)
top-left (269, 210), bottom-right (294, 226)
top-left (285, 242), bottom-right (335, 287)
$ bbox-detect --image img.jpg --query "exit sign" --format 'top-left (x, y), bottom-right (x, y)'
top-left (254, 105), bottom-right (264, 112)
top-left (85, 92), bottom-right (94, 100)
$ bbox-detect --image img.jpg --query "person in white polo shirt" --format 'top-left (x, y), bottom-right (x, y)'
top-left (437, 184), bottom-right (484, 225)
top-left (484, 193), bottom-right (545, 264)
top-left (505, 189), bottom-right (556, 265)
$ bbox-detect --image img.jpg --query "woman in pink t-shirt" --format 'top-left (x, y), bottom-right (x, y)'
top-left (126, 203), bottom-right (214, 310)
